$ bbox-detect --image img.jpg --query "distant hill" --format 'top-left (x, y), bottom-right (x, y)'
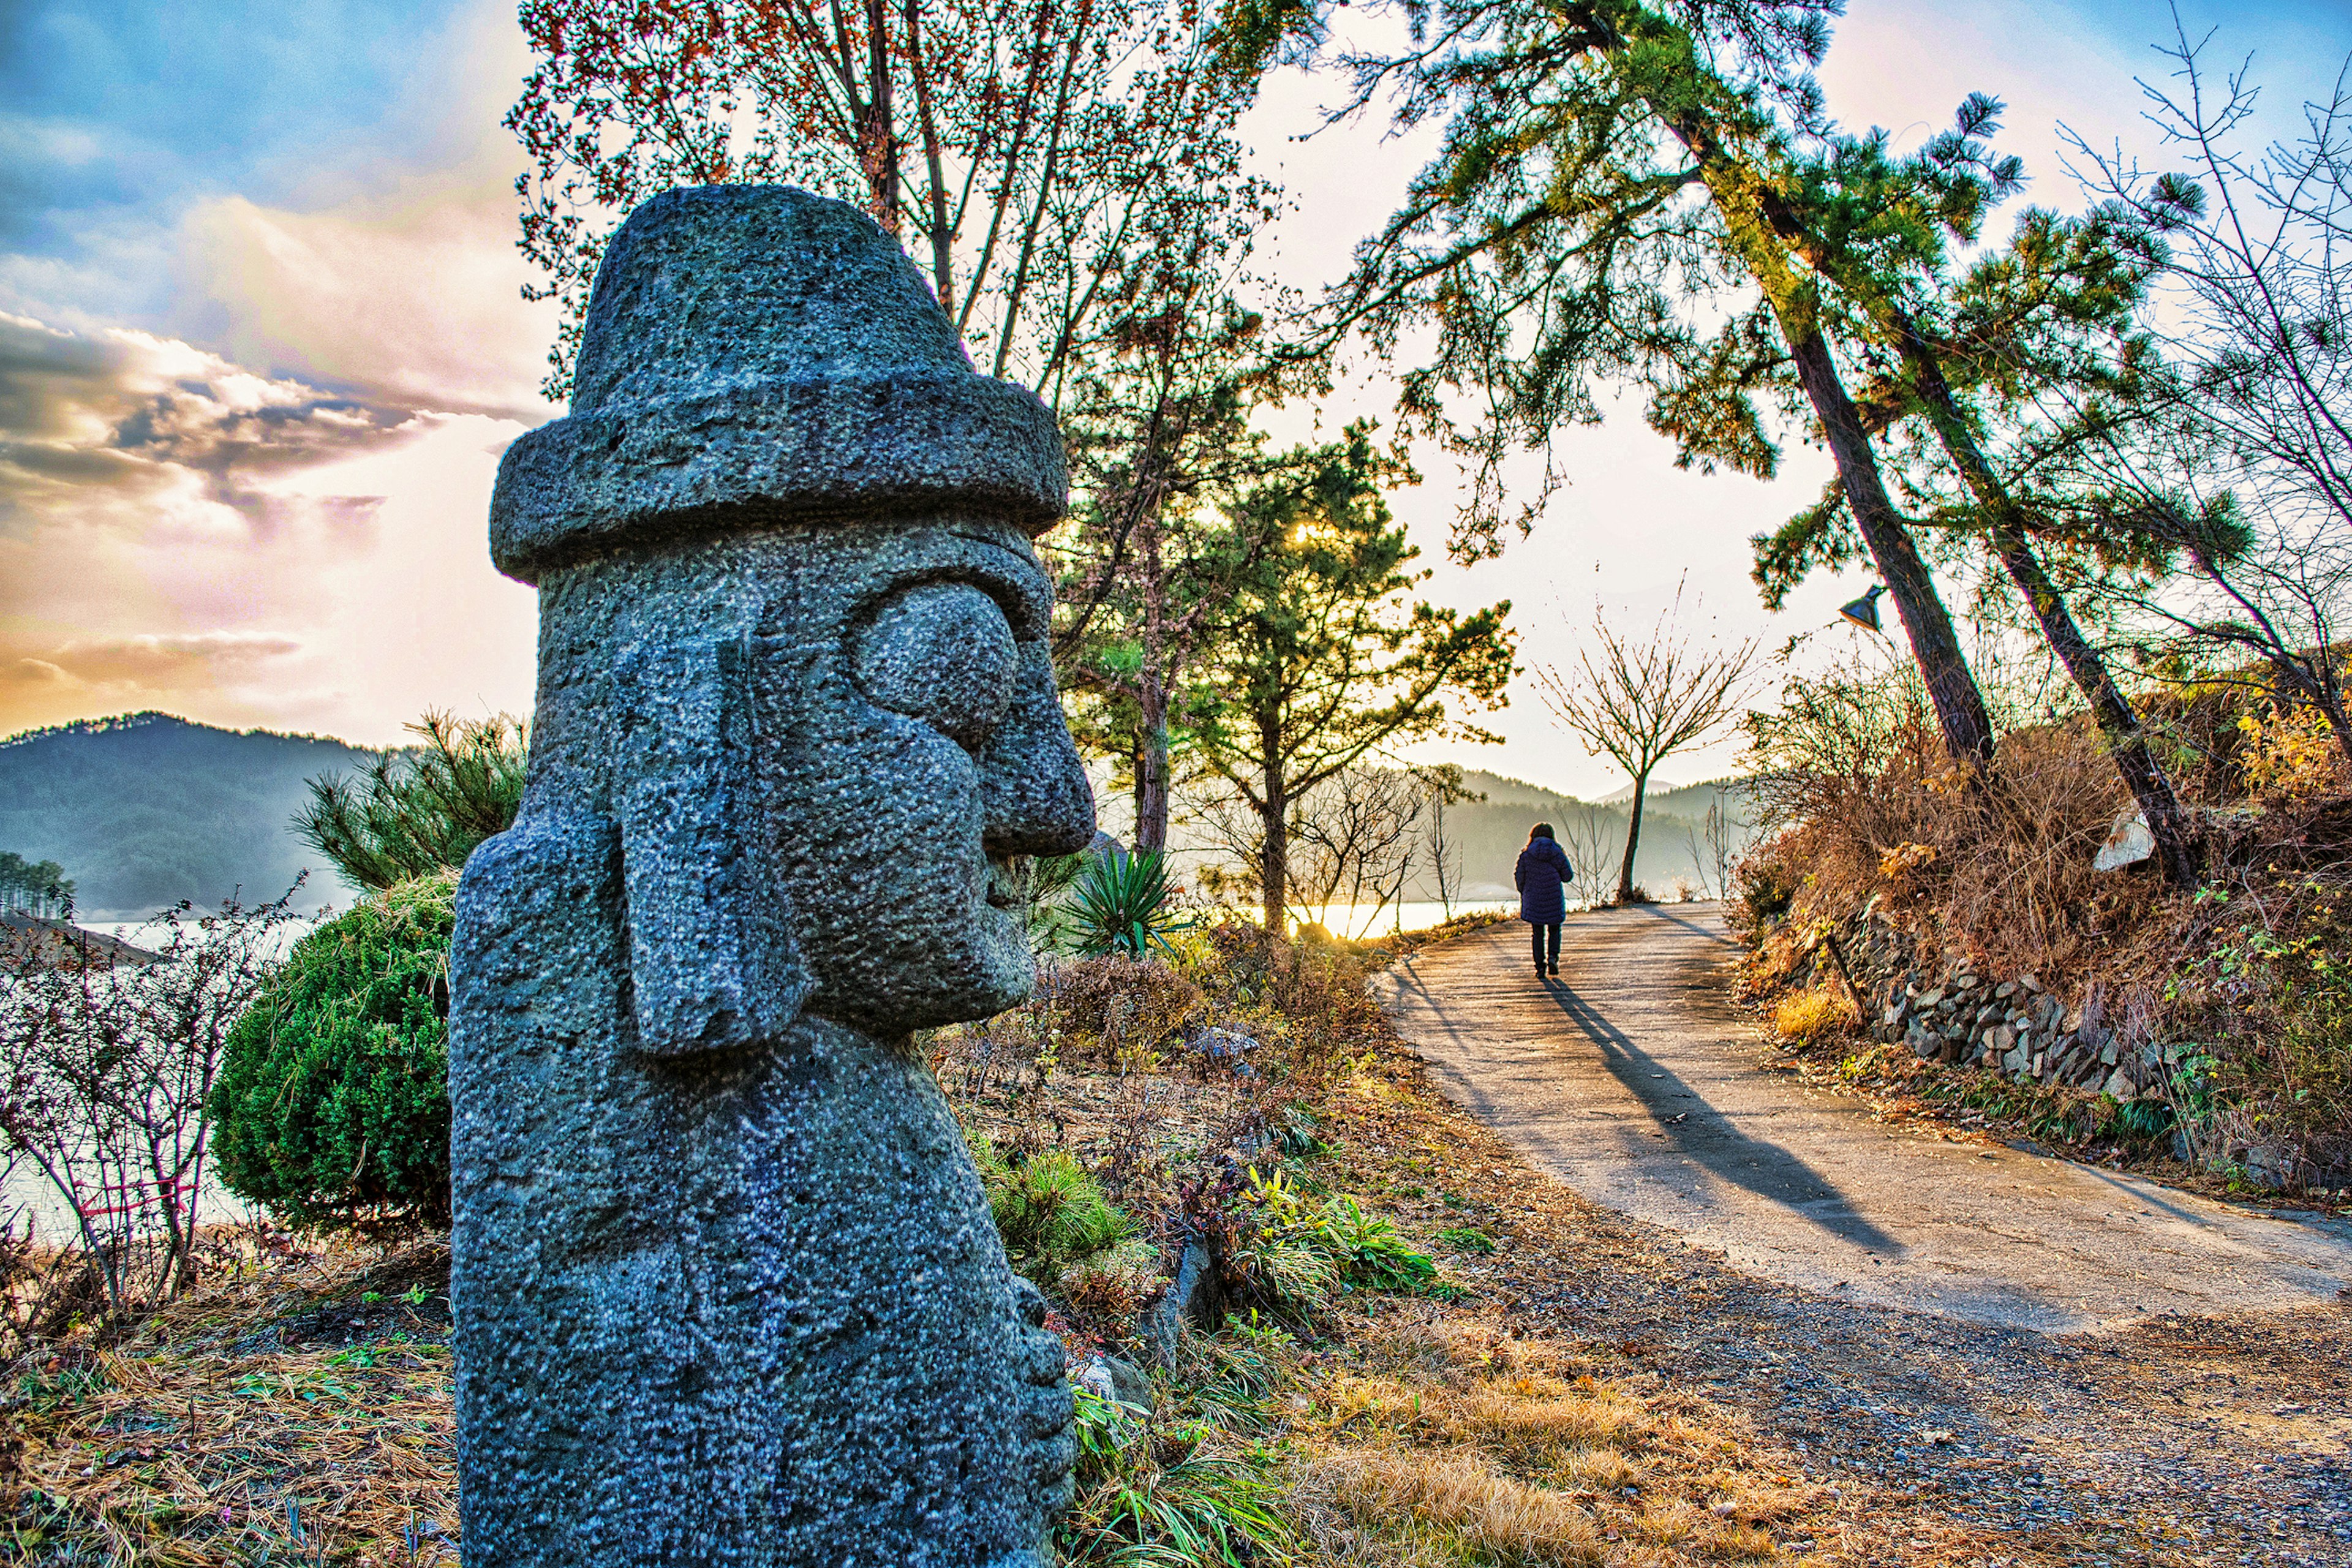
top-left (0, 714), bottom-right (372, 918)
top-left (1423, 770), bottom-right (1758, 901)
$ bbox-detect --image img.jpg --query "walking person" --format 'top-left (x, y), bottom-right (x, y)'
top-left (1517, 823), bottom-right (1573, 979)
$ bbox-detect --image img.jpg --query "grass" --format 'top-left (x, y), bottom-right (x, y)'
top-left (1769, 989), bottom-right (1848, 1046)
top-left (7, 1238), bottom-right (457, 1567)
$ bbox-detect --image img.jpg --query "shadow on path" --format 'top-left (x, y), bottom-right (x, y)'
top-left (1384, 950), bottom-right (1902, 1256)
top-left (1534, 972), bottom-right (1905, 1256)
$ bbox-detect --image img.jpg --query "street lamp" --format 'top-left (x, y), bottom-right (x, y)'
top-left (1838, 584), bottom-right (1887, 634)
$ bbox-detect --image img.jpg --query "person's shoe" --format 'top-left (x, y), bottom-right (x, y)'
top-left (1533, 963), bottom-right (1547, 979)
top-left (1548, 963), bottom-right (1561, 977)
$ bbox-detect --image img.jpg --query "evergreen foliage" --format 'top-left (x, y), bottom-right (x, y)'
top-left (210, 873), bottom-right (457, 1229)
top-left (0, 714), bottom-right (369, 916)
top-left (0, 852), bottom-right (73, 919)
top-left (1186, 423), bottom-right (1515, 930)
top-left (293, 714), bottom-right (528, 893)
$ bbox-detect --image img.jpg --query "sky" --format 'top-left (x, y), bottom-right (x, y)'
top-left (1, 0), bottom-right (2345, 798)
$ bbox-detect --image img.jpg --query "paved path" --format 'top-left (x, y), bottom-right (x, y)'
top-left (1374, 903), bottom-right (2352, 1333)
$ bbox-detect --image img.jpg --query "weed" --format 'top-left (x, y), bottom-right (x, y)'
top-left (1228, 1170), bottom-right (1441, 1310)
top-left (17, 1363), bottom-right (105, 1412)
top-left (1433, 1227), bottom-right (1498, 1254)
top-left (1058, 1386), bottom-right (1297, 1566)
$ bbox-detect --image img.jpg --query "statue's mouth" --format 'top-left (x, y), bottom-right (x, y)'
top-left (984, 858), bottom-right (1020, 911)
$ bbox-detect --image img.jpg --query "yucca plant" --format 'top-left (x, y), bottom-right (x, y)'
top-left (1069, 848), bottom-right (1191, 959)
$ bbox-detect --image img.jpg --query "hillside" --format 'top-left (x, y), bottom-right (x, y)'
top-left (1431, 770), bottom-right (1756, 900)
top-left (0, 714), bottom-right (371, 918)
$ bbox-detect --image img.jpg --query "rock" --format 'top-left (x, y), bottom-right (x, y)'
top-left (1917, 988), bottom-right (1945, 1009)
top-left (2018, 972), bottom-right (2043, 993)
top-left (1989, 1025), bottom-right (2015, 1055)
top-left (450, 186), bottom-right (1093, 1568)
top-left (1142, 1239), bottom-right (1226, 1367)
top-left (2100, 1040), bottom-right (2120, 1066)
top-left (1994, 981), bottom-right (2017, 1000)
top-left (1077, 1354), bottom-right (1153, 1412)
top-left (2242, 1142), bottom-right (2298, 1191)
top-left (2094, 810), bottom-right (2155, 872)
top-left (1910, 1029), bottom-right (1940, 1060)
top-left (2003, 1042), bottom-right (2031, 1074)
top-left (1190, 1027), bottom-right (1261, 1063)
top-left (2103, 1069), bottom-right (2138, 1099)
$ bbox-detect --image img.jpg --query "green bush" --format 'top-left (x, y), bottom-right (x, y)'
top-left (974, 1141), bottom-right (1136, 1289)
top-left (1229, 1169), bottom-right (1440, 1309)
top-left (211, 872), bottom-right (456, 1229)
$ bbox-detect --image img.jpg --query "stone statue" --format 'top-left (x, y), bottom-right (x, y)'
top-left (448, 184), bottom-right (1096, 1567)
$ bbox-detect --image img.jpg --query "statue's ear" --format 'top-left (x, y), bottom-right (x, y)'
top-left (616, 640), bottom-right (809, 1055)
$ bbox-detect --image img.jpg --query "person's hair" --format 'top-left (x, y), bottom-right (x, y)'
top-left (1529, 823), bottom-right (1555, 842)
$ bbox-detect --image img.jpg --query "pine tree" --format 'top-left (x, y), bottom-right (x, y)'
top-left (1186, 425), bottom-right (1515, 932)
top-left (1216, 0), bottom-right (2001, 763)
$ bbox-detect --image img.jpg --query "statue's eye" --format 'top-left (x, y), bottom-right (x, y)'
top-left (851, 582), bottom-right (1019, 750)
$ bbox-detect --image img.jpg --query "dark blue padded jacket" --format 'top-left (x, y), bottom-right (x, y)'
top-left (1515, 838), bottom-right (1574, 924)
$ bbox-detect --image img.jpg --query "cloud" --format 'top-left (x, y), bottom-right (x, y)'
top-left (0, 310), bottom-right (540, 739)
top-left (0, 310), bottom-right (413, 497)
top-left (174, 180), bottom-right (560, 421)
top-left (0, 629), bottom-right (309, 711)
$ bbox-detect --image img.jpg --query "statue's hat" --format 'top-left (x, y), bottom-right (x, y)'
top-left (489, 185), bottom-right (1066, 582)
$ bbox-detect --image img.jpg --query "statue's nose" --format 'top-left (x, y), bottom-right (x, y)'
top-left (981, 641), bottom-right (1096, 857)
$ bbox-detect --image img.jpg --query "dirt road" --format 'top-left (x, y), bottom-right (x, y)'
top-left (1373, 905), bottom-right (2352, 1334)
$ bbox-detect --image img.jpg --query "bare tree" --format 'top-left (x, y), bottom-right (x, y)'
top-left (0, 888), bottom-right (300, 1323)
top-left (1703, 786), bottom-right (1747, 901)
top-left (1557, 805), bottom-right (1618, 911)
top-left (1417, 763), bottom-right (1480, 919)
top-left (1536, 592), bottom-right (1760, 904)
top-left (1287, 767), bottom-right (1425, 935)
top-left (509, 0), bottom-right (1261, 407)
top-left (2061, 34), bottom-right (2352, 763)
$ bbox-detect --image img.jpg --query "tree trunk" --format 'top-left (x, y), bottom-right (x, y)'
top-left (1989, 532), bottom-right (2201, 885)
top-left (858, 0), bottom-right (899, 228)
top-left (1896, 328), bottom-right (2202, 886)
top-left (1776, 322), bottom-right (1997, 764)
top-left (1259, 718), bottom-right (1287, 937)
top-left (1136, 695), bottom-right (1170, 853)
top-left (1617, 769), bottom-right (1649, 903)
top-left (1657, 104), bottom-right (1998, 766)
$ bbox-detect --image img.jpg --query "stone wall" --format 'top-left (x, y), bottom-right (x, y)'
top-left (1828, 913), bottom-right (2182, 1103)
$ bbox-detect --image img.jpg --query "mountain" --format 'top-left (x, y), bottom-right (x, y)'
top-left (0, 714), bottom-right (372, 919)
top-left (1423, 770), bottom-right (1759, 901)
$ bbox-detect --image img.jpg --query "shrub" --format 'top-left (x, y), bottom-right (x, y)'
top-left (1049, 957), bottom-right (1205, 1062)
top-left (1771, 989), bottom-right (1847, 1045)
top-left (1066, 848), bottom-right (1190, 957)
top-left (211, 873), bottom-right (456, 1229)
top-left (977, 1144), bottom-right (1136, 1288)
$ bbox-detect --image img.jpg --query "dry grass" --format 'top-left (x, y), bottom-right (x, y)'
top-left (1284, 1315), bottom-right (1804, 1567)
top-left (7, 1237), bottom-right (456, 1567)
top-left (1769, 989), bottom-right (1849, 1046)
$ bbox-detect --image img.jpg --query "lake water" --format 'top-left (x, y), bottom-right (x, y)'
top-left (1290, 899), bottom-right (1519, 940)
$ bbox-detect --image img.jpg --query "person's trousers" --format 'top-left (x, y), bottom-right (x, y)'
top-left (1531, 921), bottom-right (1561, 970)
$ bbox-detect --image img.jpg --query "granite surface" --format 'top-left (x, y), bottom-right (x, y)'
top-left (450, 184), bottom-right (1095, 1567)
